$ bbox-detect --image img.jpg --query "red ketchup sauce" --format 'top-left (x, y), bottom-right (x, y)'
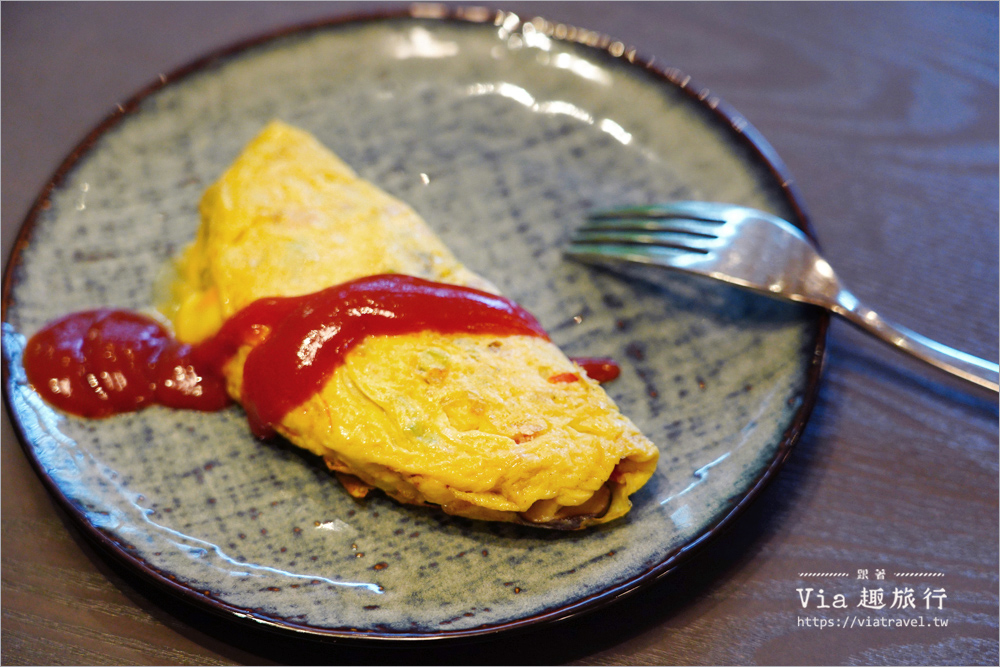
top-left (568, 357), bottom-right (621, 383)
top-left (23, 309), bottom-right (230, 418)
top-left (547, 358), bottom-right (622, 385)
top-left (26, 275), bottom-right (616, 440)
top-left (208, 275), bottom-right (549, 438)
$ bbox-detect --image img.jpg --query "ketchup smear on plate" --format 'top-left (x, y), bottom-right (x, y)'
top-left (24, 274), bottom-right (620, 438)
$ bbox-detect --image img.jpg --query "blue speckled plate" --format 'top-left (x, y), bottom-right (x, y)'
top-left (2, 7), bottom-right (825, 640)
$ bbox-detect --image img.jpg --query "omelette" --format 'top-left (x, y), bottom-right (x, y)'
top-left (161, 121), bottom-right (658, 529)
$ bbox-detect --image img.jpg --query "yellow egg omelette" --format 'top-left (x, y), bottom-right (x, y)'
top-left (161, 120), bottom-right (658, 529)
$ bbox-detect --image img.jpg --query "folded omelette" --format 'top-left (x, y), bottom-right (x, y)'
top-left (162, 121), bottom-right (658, 529)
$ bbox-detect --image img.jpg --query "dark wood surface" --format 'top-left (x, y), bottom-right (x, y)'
top-left (3, 2), bottom-right (997, 665)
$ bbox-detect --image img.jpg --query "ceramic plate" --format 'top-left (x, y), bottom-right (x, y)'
top-left (2, 8), bottom-right (825, 640)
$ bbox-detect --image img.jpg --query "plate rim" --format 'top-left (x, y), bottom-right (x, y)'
top-left (1, 4), bottom-right (829, 643)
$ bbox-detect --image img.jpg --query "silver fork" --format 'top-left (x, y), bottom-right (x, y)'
top-left (566, 201), bottom-right (999, 393)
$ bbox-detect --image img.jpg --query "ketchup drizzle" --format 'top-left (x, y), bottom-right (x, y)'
top-left (22, 309), bottom-right (230, 418)
top-left (223, 275), bottom-right (549, 438)
top-left (569, 357), bottom-right (621, 383)
top-left (23, 275), bottom-right (571, 439)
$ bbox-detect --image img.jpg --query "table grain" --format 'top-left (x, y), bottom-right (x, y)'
top-left (3, 2), bottom-right (997, 665)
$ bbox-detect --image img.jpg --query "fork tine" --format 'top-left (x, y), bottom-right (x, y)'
top-left (587, 201), bottom-right (735, 224)
top-left (579, 216), bottom-right (723, 237)
top-left (571, 227), bottom-right (717, 253)
top-left (565, 241), bottom-right (708, 268)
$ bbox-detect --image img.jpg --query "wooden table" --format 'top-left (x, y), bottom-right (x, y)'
top-left (3, 3), bottom-right (997, 664)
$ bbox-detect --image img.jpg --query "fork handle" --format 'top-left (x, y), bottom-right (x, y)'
top-left (832, 290), bottom-right (999, 392)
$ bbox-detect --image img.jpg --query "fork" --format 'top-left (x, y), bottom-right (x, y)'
top-left (566, 201), bottom-right (999, 393)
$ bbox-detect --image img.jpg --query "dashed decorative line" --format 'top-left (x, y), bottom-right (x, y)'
top-left (893, 572), bottom-right (944, 578)
top-left (797, 572), bottom-right (850, 577)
